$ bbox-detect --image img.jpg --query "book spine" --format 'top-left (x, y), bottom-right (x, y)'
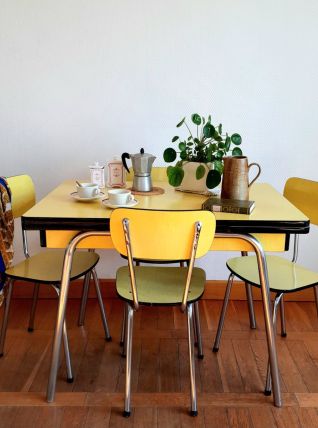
top-left (211, 205), bottom-right (251, 214)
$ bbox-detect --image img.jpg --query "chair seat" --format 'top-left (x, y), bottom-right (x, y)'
top-left (5, 249), bottom-right (99, 284)
top-left (227, 255), bottom-right (318, 293)
top-left (116, 266), bottom-right (206, 305)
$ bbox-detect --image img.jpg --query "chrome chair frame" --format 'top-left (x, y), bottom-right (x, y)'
top-left (22, 228), bottom-right (110, 340)
top-left (121, 217), bottom-right (203, 416)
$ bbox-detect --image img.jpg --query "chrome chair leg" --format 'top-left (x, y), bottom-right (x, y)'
top-left (245, 282), bottom-right (256, 329)
top-left (120, 304), bottom-right (127, 348)
top-left (279, 295), bottom-right (287, 337)
top-left (264, 293), bottom-right (283, 395)
top-left (194, 301), bottom-right (203, 359)
top-left (28, 282), bottom-right (40, 332)
top-left (187, 303), bottom-right (198, 416)
top-left (241, 251), bottom-right (256, 329)
top-left (314, 286), bottom-right (318, 317)
top-left (123, 304), bottom-right (134, 417)
top-left (0, 279), bottom-right (14, 357)
top-left (213, 273), bottom-right (234, 352)
top-left (193, 306), bottom-right (198, 346)
top-left (53, 285), bottom-right (74, 383)
top-left (77, 272), bottom-right (91, 326)
top-left (62, 320), bottom-right (74, 383)
top-left (91, 269), bottom-right (111, 341)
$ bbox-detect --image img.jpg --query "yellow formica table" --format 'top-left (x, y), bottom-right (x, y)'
top-left (21, 180), bottom-right (309, 407)
top-left (22, 180), bottom-right (309, 251)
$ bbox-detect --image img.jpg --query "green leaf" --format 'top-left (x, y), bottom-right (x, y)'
top-left (208, 115), bottom-right (211, 123)
top-left (172, 136), bottom-right (179, 142)
top-left (202, 117), bottom-right (206, 125)
top-left (167, 166), bottom-right (184, 187)
top-left (166, 165), bottom-right (173, 177)
top-left (203, 123), bottom-right (215, 138)
top-left (163, 148), bottom-right (177, 163)
top-left (206, 170), bottom-right (221, 189)
top-left (180, 150), bottom-right (187, 160)
top-left (214, 135), bottom-right (223, 142)
top-left (206, 153), bottom-right (212, 162)
top-left (232, 147), bottom-right (243, 156)
top-left (196, 165), bottom-right (206, 180)
top-left (178, 142), bottom-right (186, 151)
top-left (216, 150), bottom-right (224, 159)
top-left (218, 142), bottom-right (225, 149)
top-left (191, 113), bottom-right (202, 125)
top-left (176, 117), bottom-right (186, 128)
top-left (194, 138), bottom-right (200, 144)
top-left (218, 124), bottom-right (222, 135)
top-left (231, 133), bottom-right (242, 145)
top-left (213, 160), bottom-right (224, 174)
top-left (225, 136), bottom-right (231, 151)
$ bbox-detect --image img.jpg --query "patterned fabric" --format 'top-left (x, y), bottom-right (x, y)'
top-left (0, 177), bottom-right (14, 301)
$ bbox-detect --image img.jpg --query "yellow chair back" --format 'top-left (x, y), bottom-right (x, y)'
top-left (6, 175), bottom-right (36, 218)
top-left (110, 208), bottom-right (216, 261)
top-left (284, 177), bottom-right (318, 226)
top-left (126, 166), bottom-right (167, 182)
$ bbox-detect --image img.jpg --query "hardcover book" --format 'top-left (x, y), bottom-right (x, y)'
top-left (202, 197), bottom-right (255, 214)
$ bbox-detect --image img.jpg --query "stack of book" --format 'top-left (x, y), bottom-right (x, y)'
top-left (202, 197), bottom-right (255, 214)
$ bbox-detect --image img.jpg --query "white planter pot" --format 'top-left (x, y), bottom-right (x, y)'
top-left (176, 162), bottom-right (220, 195)
top-left (177, 162), bottom-right (208, 192)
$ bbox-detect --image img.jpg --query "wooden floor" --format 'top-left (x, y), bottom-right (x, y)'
top-left (1, 298), bottom-right (318, 427)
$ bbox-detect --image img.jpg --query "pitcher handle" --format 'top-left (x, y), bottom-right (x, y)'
top-left (248, 163), bottom-right (261, 187)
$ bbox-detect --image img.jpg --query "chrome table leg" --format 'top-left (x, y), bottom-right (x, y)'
top-left (47, 231), bottom-right (110, 403)
top-left (216, 233), bottom-right (282, 407)
top-left (265, 293), bottom-right (283, 394)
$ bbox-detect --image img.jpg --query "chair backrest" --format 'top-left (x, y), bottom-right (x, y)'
top-left (126, 166), bottom-right (167, 182)
top-left (284, 177), bottom-right (318, 226)
top-left (110, 208), bottom-right (216, 261)
top-left (6, 175), bottom-right (36, 218)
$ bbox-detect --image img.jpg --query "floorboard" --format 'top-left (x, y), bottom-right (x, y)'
top-left (0, 298), bottom-right (318, 427)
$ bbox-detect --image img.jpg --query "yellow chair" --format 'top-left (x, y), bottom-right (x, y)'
top-left (0, 175), bottom-right (111, 381)
top-left (213, 177), bottom-right (318, 394)
top-left (121, 166), bottom-right (194, 342)
top-left (110, 208), bottom-right (216, 416)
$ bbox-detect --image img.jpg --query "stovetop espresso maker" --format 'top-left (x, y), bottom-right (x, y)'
top-left (121, 148), bottom-right (156, 192)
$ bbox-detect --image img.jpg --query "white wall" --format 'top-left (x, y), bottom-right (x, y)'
top-left (1, 0), bottom-right (318, 278)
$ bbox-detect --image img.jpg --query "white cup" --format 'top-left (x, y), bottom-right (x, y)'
top-left (108, 189), bottom-right (134, 205)
top-left (76, 182), bottom-right (99, 198)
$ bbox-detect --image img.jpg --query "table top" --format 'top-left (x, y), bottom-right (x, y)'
top-left (21, 180), bottom-right (309, 235)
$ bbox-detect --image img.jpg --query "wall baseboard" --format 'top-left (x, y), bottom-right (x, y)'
top-left (11, 279), bottom-right (316, 302)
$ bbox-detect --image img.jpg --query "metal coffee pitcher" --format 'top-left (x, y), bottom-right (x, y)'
top-left (121, 148), bottom-right (156, 192)
top-left (221, 156), bottom-right (261, 201)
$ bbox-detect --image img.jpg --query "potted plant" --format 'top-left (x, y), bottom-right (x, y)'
top-left (163, 114), bottom-right (243, 191)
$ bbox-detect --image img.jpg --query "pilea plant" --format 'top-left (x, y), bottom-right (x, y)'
top-left (163, 114), bottom-right (243, 189)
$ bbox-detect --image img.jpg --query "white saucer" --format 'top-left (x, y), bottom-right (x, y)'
top-left (70, 191), bottom-right (105, 202)
top-left (102, 198), bottom-right (138, 209)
